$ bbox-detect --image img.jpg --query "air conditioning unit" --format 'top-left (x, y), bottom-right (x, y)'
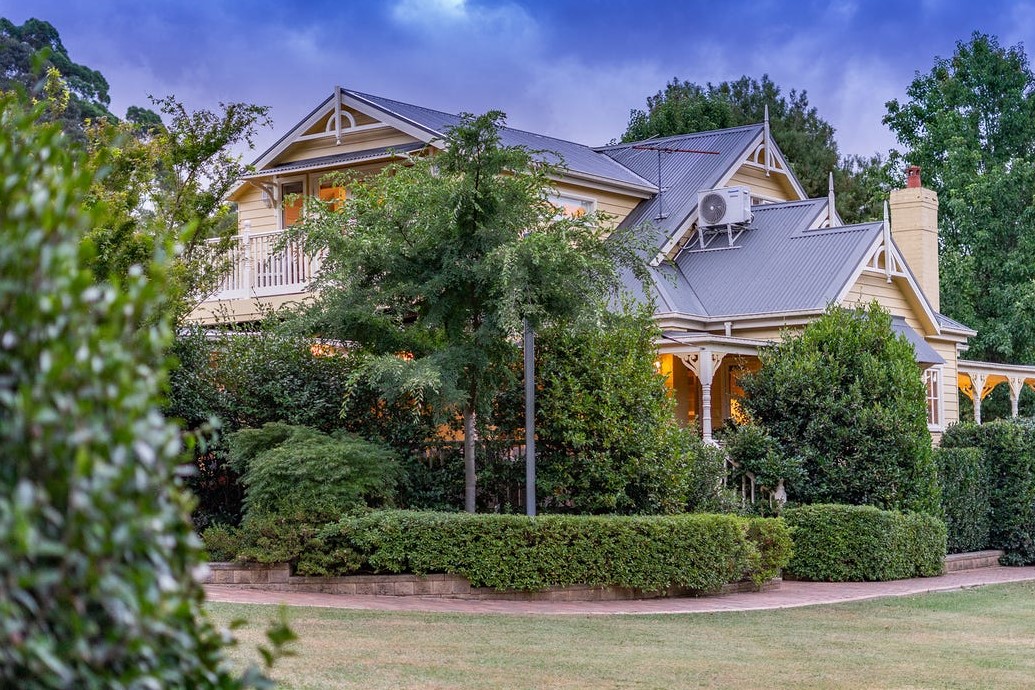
top-left (697, 187), bottom-right (752, 227)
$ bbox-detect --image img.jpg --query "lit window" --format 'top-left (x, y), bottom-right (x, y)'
top-left (280, 180), bottom-right (304, 227)
top-left (924, 368), bottom-right (942, 429)
top-left (318, 178), bottom-right (347, 211)
top-left (549, 193), bottom-right (595, 218)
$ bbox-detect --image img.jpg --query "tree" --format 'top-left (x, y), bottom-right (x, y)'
top-left (884, 32), bottom-right (1035, 363)
top-left (740, 303), bottom-right (940, 514)
top-left (0, 94), bottom-right (287, 688)
top-left (82, 95), bottom-right (271, 324)
top-left (528, 304), bottom-right (731, 514)
top-left (293, 112), bottom-right (645, 512)
top-left (0, 17), bottom-right (117, 137)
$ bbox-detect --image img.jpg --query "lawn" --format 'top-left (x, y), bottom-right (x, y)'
top-left (209, 581), bottom-right (1035, 689)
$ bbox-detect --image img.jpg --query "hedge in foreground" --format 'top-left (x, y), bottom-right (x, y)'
top-left (223, 511), bottom-right (792, 592)
top-left (784, 504), bottom-right (946, 582)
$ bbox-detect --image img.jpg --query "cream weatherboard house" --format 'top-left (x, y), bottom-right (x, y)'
top-left (192, 86), bottom-right (1035, 442)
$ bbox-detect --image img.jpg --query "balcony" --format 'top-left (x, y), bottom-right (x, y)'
top-left (203, 229), bottom-right (321, 302)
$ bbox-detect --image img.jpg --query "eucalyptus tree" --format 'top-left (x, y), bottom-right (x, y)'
top-left (885, 32), bottom-right (1035, 363)
top-left (293, 112), bottom-right (646, 512)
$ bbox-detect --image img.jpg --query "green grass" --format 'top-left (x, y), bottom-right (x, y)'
top-left (210, 582), bottom-right (1035, 689)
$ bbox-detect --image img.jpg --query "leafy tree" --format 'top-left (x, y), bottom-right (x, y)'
top-left (740, 303), bottom-right (940, 514)
top-left (0, 93), bottom-right (286, 688)
top-left (82, 95), bottom-right (271, 323)
top-left (525, 304), bottom-right (732, 514)
top-left (292, 111), bottom-right (645, 511)
top-left (0, 16), bottom-right (116, 135)
top-left (884, 32), bottom-right (1035, 363)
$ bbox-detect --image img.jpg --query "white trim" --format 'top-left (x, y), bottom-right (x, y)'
top-left (924, 366), bottom-right (945, 431)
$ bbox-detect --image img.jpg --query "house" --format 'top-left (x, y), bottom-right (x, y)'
top-left (193, 86), bottom-right (1035, 441)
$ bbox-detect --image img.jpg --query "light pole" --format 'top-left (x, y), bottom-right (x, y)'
top-left (524, 318), bottom-right (536, 516)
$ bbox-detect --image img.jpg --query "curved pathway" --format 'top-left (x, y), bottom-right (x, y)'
top-left (205, 565), bottom-right (1035, 615)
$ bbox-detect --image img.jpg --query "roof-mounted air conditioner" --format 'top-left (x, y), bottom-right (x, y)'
top-left (698, 186), bottom-right (752, 227)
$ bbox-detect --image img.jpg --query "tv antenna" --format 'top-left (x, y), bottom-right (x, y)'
top-left (632, 144), bottom-right (721, 221)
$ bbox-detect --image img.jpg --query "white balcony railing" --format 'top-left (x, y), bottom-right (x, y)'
top-left (204, 229), bottom-right (321, 302)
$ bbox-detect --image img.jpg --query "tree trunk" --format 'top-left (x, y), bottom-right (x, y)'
top-left (463, 406), bottom-right (477, 512)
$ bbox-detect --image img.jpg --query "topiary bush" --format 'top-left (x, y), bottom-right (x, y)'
top-left (229, 423), bottom-right (400, 523)
top-left (940, 419), bottom-right (1035, 565)
top-left (741, 303), bottom-right (940, 514)
top-left (934, 446), bottom-right (991, 554)
top-left (784, 504), bottom-right (946, 581)
top-left (0, 94), bottom-right (279, 686)
top-left (240, 510), bottom-right (793, 591)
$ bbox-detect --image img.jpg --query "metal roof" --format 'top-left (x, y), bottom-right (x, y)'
top-left (630, 198), bottom-right (886, 319)
top-left (341, 89), bottom-right (656, 191)
top-left (598, 125), bottom-right (765, 248)
top-left (935, 312), bottom-right (977, 335)
top-left (891, 316), bottom-right (945, 365)
top-left (242, 141), bottom-right (427, 178)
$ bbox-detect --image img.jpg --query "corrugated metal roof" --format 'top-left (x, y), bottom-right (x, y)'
top-left (599, 125), bottom-right (764, 248)
top-left (891, 316), bottom-right (945, 364)
top-left (342, 89), bottom-right (656, 190)
top-left (243, 141), bottom-right (427, 178)
top-left (935, 312), bottom-right (977, 335)
top-left (629, 199), bottom-right (884, 319)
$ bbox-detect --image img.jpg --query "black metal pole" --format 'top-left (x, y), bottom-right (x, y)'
top-left (523, 318), bottom-right (536, 516)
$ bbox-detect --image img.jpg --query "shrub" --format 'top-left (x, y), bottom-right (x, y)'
top-left (721, 421), bottom-right (805, 492)
top-left (741, 303), bottom-right (940, 514)
top-left (941, 419), bottom-right (1035, 564)
top-left (239, 511), bottom-right (794, 591)
top-left (784, 504), bottom-right (946, 581)
top-left (0, 95), bottom-right (271, 686)
top-left (202, 523), bottom-right (246, 561)
top-left (516, 304), bottom-right (733, 514)
top-left (934, 446), bottom-right (991, 553)
top-left (229, 423), bottom-right (400, 523)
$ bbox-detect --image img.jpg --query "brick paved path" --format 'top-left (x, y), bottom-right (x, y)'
top-left (204, 565), bottom-right (1035, 615)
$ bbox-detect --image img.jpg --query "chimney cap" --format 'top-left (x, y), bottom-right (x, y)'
top-left (906, 165), bottom-right (922, 189)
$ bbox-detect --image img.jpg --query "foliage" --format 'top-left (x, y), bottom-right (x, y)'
top-left (621, 74), bottom-right (885, 222)
top-left (202, 523), bottom-right (246, 562)
top-left (784, 505), bottom-right (946, 582)
top-left (0, 17), bottom-right (115, 137)
top-left (934, 447), bottom-right (991, 554)
top-left (166, 323), bottom-right (437, 526)
top-left (940, 420), bottom-right (1035, 564)
top-left (292, 111), bottom-right (646, 510)
top-left (81, 95), bottom-right (271, 324)
top-left (229, 423), bottom-right (399, 523)
top-left (518, 304), bottom-right (733, 514)
top-left (720, 421), bottom-right (804, 492)
top-left (228, 510), bottom-right (791, 591)
top-left (740, 303), bottom-right (940, 514)
top-left (0, 94), bottom-right (282, 688)
top-left (884, 32), bottom-right (1035, 363)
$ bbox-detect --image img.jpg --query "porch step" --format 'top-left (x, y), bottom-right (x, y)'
top-left (944, 550), bottom-right (1005, 573)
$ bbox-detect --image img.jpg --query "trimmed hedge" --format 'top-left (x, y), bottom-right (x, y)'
top-left (221, 511), bottom-right (792, 592)
top-left (784, 504), bottom-right (946, 581)
top-left (934, 447), bottom-right (990, 554)
top-left (941, 420), bottom-right (1035, 565)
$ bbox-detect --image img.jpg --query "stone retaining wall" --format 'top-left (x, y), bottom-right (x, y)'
top-left (201, 562), bottom-right (778, 601)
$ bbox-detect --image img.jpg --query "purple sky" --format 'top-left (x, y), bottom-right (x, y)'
top-left (4, 1), bottom-right (1034, 161)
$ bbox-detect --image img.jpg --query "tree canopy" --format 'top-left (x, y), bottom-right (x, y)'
top-left (293, 112), bottom-right (646, 511)
top-left (740, 303), bottom-right (940, 514)
top-left (621, 74), bottom-right (889, 224)
top-left (885, 32), bottom-right (1035, 363)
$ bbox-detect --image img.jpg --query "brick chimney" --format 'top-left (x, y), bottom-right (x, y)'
top-left (889, 166), bottom-right (940, 311)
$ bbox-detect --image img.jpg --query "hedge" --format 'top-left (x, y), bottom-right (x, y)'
top-left (934, 447), bottom-right (990, 554)
top-left (784, 504), bottom-right (946, 581)
top-left (216, 511), bottom-right (792, 592)
top-left (941, 420), bottom-right (1035, 565)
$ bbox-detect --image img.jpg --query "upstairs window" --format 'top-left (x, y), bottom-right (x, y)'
top-left (549, 192), bottom-right (596, 218)
top-left (280, 179), bottom-right (304, 227)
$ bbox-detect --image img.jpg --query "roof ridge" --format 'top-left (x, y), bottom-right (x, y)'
top-left (594, 123), bottom-right (764, 152)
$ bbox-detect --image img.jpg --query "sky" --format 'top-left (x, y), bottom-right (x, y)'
top-left (4, 0), bottom-right (1034, 162)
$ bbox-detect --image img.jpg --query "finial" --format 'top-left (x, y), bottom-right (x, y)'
top-left (883, 200), bottom-right (892, 283)
top-left (763, 104), bottom-right (771, 177)
top-left (827, 171), bottom-right (838, 227)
